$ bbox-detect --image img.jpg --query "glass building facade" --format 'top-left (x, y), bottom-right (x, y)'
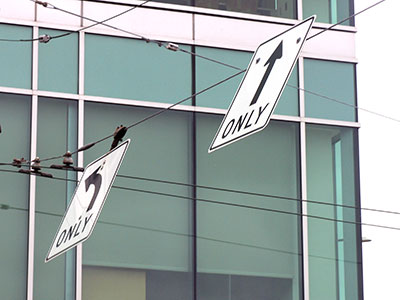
top-left (0, 0), bottom-right (361, 299)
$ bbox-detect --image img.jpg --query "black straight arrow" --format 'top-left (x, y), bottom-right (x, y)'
top-left (250, 40), bottom-right (283, 106)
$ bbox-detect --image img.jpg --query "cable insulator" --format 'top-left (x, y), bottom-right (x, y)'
top-left (12, 158), bottom-right (26, 168)
top-left (166, 43), bottom-right (179, 52)
top-left (50, 151), bottom-right (84, 172)
top-left (31, 157), bottom-right (41, 172)
top-left (62, 151), bottom-right (73, 166)
top-left (38, 34), bottom-right (51, 43)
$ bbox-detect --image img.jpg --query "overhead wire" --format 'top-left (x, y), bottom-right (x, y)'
top-left (0, 0), bottom-right (391, 269)
top-left (19, 0), bottom-right (397, 166)
top-left (289, 84), bottom-right (400, 123)
top-left (1, 12), bottom-right (399, 217)
top-left (85, 69), bottom-right (246, 151)
top-left (0, 37), bottom-right (38, 42)
top-left (0, 167), bottom-right (388, 264)
top-left (2, 161), bottom-right (400, 216)
top-left (306, 0), bottom-right (386, 40)
top-left (34, 0), bottom-right (389, 74)
top-left (1, 1), bottom-right (396, 225)
top-left (0, 0), bottom-right (151, 43)
top-left (42, 0), bottom-right (399, 123)
top-left (33, 0), bottom-right (246, 71)
top-left (113, 184), bottom-right (400, 231)
top-left (116, 173), bottom-right (400, 216)
top-left (31, 68), bottom-right (245, 164)
top-left (1, 167), bottom-right (400, 231)
top-left (0, 201), bottom-right (361, 265)
top-left (29, 0), bottom-right (153, 41)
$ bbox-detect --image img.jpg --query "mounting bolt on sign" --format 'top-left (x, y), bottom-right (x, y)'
top-left (45, 139), bottom-right (131, 262)
top-left (209, 16), bottom-right (315, 153)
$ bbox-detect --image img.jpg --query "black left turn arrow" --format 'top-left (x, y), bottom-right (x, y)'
top-left (85, 165), bottom-right (102, 212)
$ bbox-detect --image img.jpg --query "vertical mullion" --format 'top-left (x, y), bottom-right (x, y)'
top-left (32, 27), bottom-right (39, 92)
top-left (78, 31), bottom-right (85, 96)
top-left (75, 27), bottom-right (85, 300)
top-left (75, 99), bottom-right (84, 300)
top-left (191, 67), bottom-right (197, 300)
top-left (27, 25), bottom-right (39, 300)
top-left (191, 7), bottom-right (197, 300)
top-left (353, 130), bottom-right (363, 300)
top-left (300, 121), bottom-right (309, 300)
top-left (66, 105), bottom-right (77, 300)
top-left (298, 57), bottom-right (305, 118)
top-left (297, 0), bottom-right (303, 20)
top-left (298, 56), bottom-right (309, 300)
top-left (27, 95), bottom-right (38, 300)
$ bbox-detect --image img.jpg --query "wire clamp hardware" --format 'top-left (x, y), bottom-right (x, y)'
top-left (36, 1), bottom-right (48, 7)
top-left (50, 151), bottom-right (84, 172)
top-left (32, 1), bottom-right (55, 9)
top-left (12, 158), bottom-right (26, 168)
top-left (19, 157), bottom-right (53, 178)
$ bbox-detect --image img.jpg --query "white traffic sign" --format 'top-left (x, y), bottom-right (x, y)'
top-left (45, 139), bottom-right (131, 262)
top-left (209, 16), bottom-right (315, 153)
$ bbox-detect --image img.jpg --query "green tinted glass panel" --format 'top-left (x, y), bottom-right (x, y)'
top-left (83, 267), bottom-right (192, 300)
top-left (35, 97), bottom-right (78, 300)
top-left (38, 29), bottom-right (78, 94)
top-left (85, 35), bottom-right (191, 103)
top-left (195, 47), bottom-right (249, 110)
top-left (155, 0), bottom-right (297, 19)
top-left (0, 93), bottom-right (30, 299)
top-left (83, 102), bottom-right (193, 297)
top-left (0, 24), bottom-right (32, 88)
top-left (196, 47), bottom-right (298, 116)
top-left (278, 62), bottom-right (299, 116)
top-left (304, 59), bottom-right (356, 122)
top-left (303, 0), bottom-right (353, 25)
top-left (197, 114), bottom-right (301, 299)
top-left (306, 124), bottom-right (360, 300)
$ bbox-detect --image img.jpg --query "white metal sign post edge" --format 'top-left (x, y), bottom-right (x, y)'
top-left (45, 139), bottom-right (131, 262)
top-left (209, 16), bottom-right (315, 153)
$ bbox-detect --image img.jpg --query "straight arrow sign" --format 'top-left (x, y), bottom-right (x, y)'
top-left (250, 40), bottom-right (283, 106)
top-left (209, 16), bottom-right (315, 153)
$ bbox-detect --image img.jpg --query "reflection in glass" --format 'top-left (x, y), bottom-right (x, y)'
top-left (82, 102), bottom-right (194, 299)
top-left (34, 97), bottom-right (78, 300)
top-left (306, 124), bottom-right (360, 300)
top-left (0, 24), bottom-right (32, 89)
top-left (304, 58), bottom-right (356, 122)
top-left (0, 93), bottom-right (30, 299)
top-left (38, 28), bottom-right (78, 94)
top-left (197, 115), bottom-right (302, 300)
top-left (153, 0), bottom-right (297, 19)
top-left (303, 0), bottom-right (354, 26)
